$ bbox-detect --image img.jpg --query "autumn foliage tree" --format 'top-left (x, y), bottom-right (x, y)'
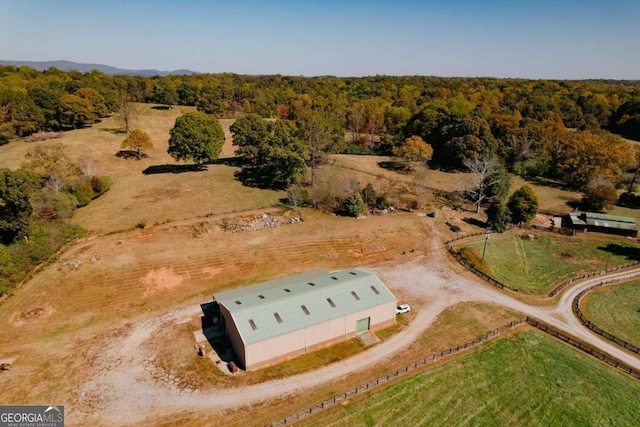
top-left (20, 143), bottom-right (81, 192)
top-left (553, 131), bottom-right (631, 189)
top-left (121, 129), bottom-right (153, 159)
top-left (581, 178), bottom-right (618, 211)
top-left (392, 135), bottom-right (433, 170)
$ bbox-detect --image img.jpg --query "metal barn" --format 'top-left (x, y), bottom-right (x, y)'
top-left (566, 212), bottom-right (638, 237)
top-left (213, 269), bottom-right (397, 370)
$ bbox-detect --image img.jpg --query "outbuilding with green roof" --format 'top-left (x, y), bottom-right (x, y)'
top-left (212, 268), bottom-right (397, 370)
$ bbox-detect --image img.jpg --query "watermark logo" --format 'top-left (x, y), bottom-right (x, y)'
top-left (0, 405), bottom-right (64, 427)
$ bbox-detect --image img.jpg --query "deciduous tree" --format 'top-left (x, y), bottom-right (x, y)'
top-left (508, 185), bottom-right (539, 224)
top-left (392, 135), bottom-right (433, 169)
top-left (296, 110), bottom-right (342, 194)
top-left (464, 158), bottom-right (508, 213)
top-left (581, 178), bottom-right (618, 211)
top-left (58, 94), bottom-right (93, 129)
top-left (233, 116), bottom-right (307, 189)
top-left (0, 169), bottom-right (39, 243)
top-left (168, 112), bottom-right (224, 165)
top-left (553, 130), bottom-right (631, 189)
top-left (117, 93), bottom-right (136, 134)
top-left (75, 87), bottom-right (107, 122)
top-left (486, 199), bottom-right (510, 232)
top-left (121, 129), bottom-right (153, 159)
top-left (20, 143), bottom-right (81, 192)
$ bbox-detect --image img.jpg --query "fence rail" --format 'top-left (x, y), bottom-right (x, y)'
top-left (570, 280), bottom-right (640, 355)
top-left (445, 229), bottom-right (640, 298)
top-left (548, 261), bottom-right (640, 296)
top-left (447, 246), bottom-right (507, 290)
top-left (525, 316), bottom-right (640, 379)
top-left (269, 318), bottom-right (527, 426)
top-left (270, 315), bottom-right (640, 426)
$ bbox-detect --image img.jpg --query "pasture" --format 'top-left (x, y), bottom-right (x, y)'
top-left (302, 331), bottom-right (640, 427)
top-left (147, 302), bottom-right (524, 426)
top-left (0, 104), bottom-right (638, 425)
top-left (584, 282), bottom-right (640, 348)
top-left (455, 232), bottom-right (640, 295)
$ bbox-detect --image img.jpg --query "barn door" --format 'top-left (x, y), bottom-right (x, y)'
top-left (356, 317), bottom-right (370, 334)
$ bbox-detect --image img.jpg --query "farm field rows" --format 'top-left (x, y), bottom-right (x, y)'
top-left (584, 282), bottom-right (640, 348)
top-left (302, 331), bottom-right (640, 427)
top-left (1, 103), bottom-right (640, 426)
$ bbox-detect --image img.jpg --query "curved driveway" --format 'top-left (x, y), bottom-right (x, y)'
top-left (75, 250), bottom-right (640, 425)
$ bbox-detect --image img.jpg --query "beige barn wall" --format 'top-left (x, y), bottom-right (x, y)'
top-left (220, 305), bottom-right (247, 368)
top-left (345, 300), bottom-right (397, 334)
top-left (243, 300), bottom-right (396, 370)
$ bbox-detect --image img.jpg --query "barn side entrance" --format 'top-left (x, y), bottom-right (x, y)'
top-left (356, 317), bottom-right (371, 334)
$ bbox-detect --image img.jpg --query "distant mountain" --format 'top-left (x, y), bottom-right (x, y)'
top-left (0, 59), bottom-right (197, 76)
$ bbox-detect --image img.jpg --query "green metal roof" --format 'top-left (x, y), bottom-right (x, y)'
top-left (213, 269), bottom-right (396, 345)
top-left (585, 212), bottom-right (637, 225)
top-left (568, 212), bottom-right (638, 231)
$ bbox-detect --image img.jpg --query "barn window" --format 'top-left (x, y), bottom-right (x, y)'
top-left (327, 298), bottom-right (336, 308)
top-left (370, 285), bottom-right (380, 295)
top-left (351, 291), bottom-right (360, 301)
top-left (284, 288), bottom-right (291, 293)
top-left (235, 300), bottom-right (242, 305)
top-left (274, 313), bottom-right (283, 323)
top-left (301, 305), bottom-right (310, 315)
top-left (249, 319), bottom-right (257, 330)
top-left (258, 295), bottom-right (265, 299)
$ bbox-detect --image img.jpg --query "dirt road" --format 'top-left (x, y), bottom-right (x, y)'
top-left (71, 247), bottom-right (640, 425)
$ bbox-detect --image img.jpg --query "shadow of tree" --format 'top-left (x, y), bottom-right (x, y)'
top-left (142, 164), bottom-right (207, 175)
top-left (211, 156), bottom-right (244, 168)
top-left (116, 150), bottom-right (147, 160)
top-left (100, 127), bottom-right (127, 135)
top-left (233, 168), bottom-right (288, 190)
top-left (598, 243), bottom-right (640, 261)
top-left (377, 161), bottom-right (413, 174)
top-left (463, 216), bottom-right (487, 229)
top-left (151, 105), bottom-right (172, 110)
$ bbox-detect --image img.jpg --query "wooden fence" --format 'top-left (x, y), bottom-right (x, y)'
top-left (548, 261), bottom-right (640, 296)
top-left (444, 231), bottom-right (486, 245)
top-left (269, 318), bottom-right (527, 426)
top-left (571, 280), bottom-right (640, 355)
top-left (525, 316), bottom-right (640, 379)
top-left (447, 245), bottom-right (508, 290)
top-left (269, 316), bottom-right (640, 426)
top-left (445, 230), bottom-right (640, 298)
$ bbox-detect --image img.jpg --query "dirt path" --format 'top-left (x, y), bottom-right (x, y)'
top-left (70, 245), bottom-right (640, 425)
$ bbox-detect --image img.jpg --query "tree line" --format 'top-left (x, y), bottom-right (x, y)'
top-left (2, 65), bottom-right (639, 144)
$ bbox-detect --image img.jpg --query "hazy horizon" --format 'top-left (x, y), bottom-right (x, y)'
top-left (1, 0), bottom-right (638, 80)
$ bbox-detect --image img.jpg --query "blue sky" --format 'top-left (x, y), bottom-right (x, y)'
top-left (1, 0), bottom-right (638, 79)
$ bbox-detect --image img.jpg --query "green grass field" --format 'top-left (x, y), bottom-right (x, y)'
top-left (303, 331), bottom-right (640, 427)
top-left (584, 282), bottom-right (640, 348)
top-left (458, 232), bottom-right (640, 295)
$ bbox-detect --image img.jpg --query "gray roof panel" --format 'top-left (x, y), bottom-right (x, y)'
top-left (214, 269), bottom-right (396, 345)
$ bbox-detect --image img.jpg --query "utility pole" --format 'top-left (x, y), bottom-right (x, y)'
top-left (482, 229), bottom-right (491, 261)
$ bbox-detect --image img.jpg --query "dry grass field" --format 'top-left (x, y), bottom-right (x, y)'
top-left (0, 104), bottom-right (636, 425)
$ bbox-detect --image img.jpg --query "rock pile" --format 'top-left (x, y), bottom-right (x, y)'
top-left (220, 213), bottom-right (302, 233)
